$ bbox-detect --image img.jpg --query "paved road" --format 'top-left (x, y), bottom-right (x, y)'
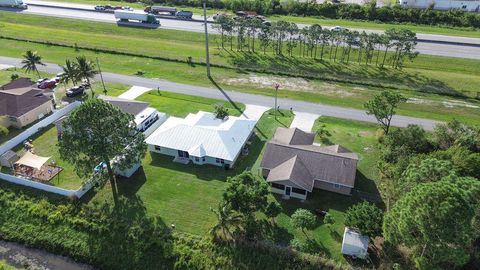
top-left (0, 1), bottom-right (478, 59)
top-left (0, 56), bottom-right (442, 130)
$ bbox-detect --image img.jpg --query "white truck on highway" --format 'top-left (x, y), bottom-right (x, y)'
top-left (114, 10), bottom-right (160, 24)
top-left (0, 0), bottom-right (27, 9)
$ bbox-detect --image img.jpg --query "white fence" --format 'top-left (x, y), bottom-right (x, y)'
top-left (0, 101), bottom-right (94, 199)
top-left (0, 172), bottom-right (92, 198)
top-left (0, 101), bottom-right (81, 156)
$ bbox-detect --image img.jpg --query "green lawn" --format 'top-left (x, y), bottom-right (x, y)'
top-left (273, 116), bottom-right (383, 263)
top-left (136, 91), bottom-right (245, 117)
top-left (11, 125), bottom-right (85, 190)
top-left (1, 13), bottom-right (479, 124)
top-left (91, 109), bottom-right (295, 235)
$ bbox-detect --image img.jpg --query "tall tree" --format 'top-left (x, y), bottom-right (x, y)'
top-left (222, 171), bottom-right (269, 218)
top-left (210, 202), bottom-right (243, 239)
top-left (345, 202), bottom-right (383, 238)
top-left (265, 201), bottom-right (282, 225)
top-left (75, 56), bottom-right (98, 96)
top-left (214, 15), bottom-right (234, 49)
top-left (383, 178), bottom-right (480, 269)
top-left (258, 24), bottom-right (271, 54)
top-left (61, 59), bottom-right (80, 86)
top-left (364, 90), bottom-right (407, 135)
top-left (58, 99), bottom-right (147, 204)
top-left (291, 209), bottom-right (316, 239)
top-left (21, 50), bottom-right (45, 78)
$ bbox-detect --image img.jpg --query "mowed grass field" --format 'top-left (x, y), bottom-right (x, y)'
top-left (29, 0), bottom-right (480, 38)
top-left (0, 13), bottom-right (479, 125)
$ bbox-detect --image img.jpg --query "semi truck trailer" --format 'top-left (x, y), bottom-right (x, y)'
top-left (114, 10), bottom-right (160, 24)
top-left (0, 0), bottom-right (27, 8)
top-left (144, 6), bottom-right (176, 15)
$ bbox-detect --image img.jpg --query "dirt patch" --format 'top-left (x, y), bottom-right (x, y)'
top-left (222, 75), bottom-right (359, 97)
top-left (442, 100), bottom-right (480, 109)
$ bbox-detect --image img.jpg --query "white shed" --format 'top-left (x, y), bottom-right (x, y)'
top-left (341, 227), bottom-right (369, 259)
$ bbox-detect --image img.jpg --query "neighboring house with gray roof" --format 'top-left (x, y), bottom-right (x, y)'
top-left (0, 78), bottom-right (54, 128)
top-left (260, 127), bottom-right (358, 200)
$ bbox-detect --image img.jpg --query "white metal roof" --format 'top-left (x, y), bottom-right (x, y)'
top-left (146, 111), bottom-right (257, 161)
top-left (341, 227), bottom-right (369, 258)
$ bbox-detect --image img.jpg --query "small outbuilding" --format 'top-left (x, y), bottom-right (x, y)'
top-left (341, 227), bottom-right (369, 259)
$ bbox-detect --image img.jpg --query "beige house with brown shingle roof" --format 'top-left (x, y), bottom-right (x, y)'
top-left (260, 128), bottom-right (358, 200)
top-left (0, 78), bottom-right (54, 128)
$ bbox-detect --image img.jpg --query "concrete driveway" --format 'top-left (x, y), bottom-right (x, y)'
top-left (118, 86), bottom-right (151, 100)
top-left (290, 112), bottom-right (320, 132)
top-left (241, 105), bottom-right (270, 121)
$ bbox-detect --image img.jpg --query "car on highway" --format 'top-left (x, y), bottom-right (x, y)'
top-left (331, 26), bottom-right (343, 32)
top-left (175, 10), bottom-right (193, 20)
top-left (37, 79), bottom-right (56, 89)
top-left (94, 5), bottom-right (105, 11)
top-left (66, 85), bottom-right (85, 97)
top-left (212, 13), bottom-right (227, 21)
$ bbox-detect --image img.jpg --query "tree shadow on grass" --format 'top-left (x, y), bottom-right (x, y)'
top-left (227, 52), bottom-right (465, 97)
top-left (84, 195), bottom-right (174, 270)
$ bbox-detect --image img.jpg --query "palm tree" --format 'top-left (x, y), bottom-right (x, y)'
top-left (210, 203), bottom-right (243, 240)
top-left (61, 59), bottom-right (79, 86)
top-left (21, 50), bottom-right (45, 78)
top-left (75, 56), bottom-right (98, 96)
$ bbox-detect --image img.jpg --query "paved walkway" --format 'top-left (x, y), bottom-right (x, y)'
top-left (290, 112), bottom-right (320, 132)
top-left (0, 56), bottom-right (442, 130)
top-left (241, 105), bottom-right (270, 121)
top-left (118, 86), bottom-right (151, 100)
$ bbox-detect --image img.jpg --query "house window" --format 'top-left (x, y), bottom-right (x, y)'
top-left (202, 157), bottom-right (205, 162)
top-left (334, 183), bottom-right (341, 189)
top-left (271, 183), bottom-right (285, 190)
top-left (216, 158), bottom-right (225, 164)
top-left (154, 145), bottom-right (161, 151)
top-left (292, 187), bottom-right (306, 195)
top-left (195, 157), bottom-right (199, 162)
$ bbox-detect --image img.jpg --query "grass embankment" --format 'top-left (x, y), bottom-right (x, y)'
top-left (0, 13), bottom-right (479, 125)
top-left (0, 260), bottom-right (19, 270)
top-left (32, 0), bottom-right (480, 38)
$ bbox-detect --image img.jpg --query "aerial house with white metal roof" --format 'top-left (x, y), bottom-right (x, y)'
top-left (145, 111), bottom-right (257, 168)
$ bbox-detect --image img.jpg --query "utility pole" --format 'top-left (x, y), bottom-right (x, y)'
top-left (274, 83), bottom-right (279, 120)
top-left (203, 0), bottom-right (211, 78)
top-left (96, 57), bottom-right (107, 95)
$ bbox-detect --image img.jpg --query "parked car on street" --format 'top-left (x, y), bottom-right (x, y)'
top-left (36, 78), bottom-right (48, 85)
top-left (37, 79), bottom-right (56, 89)
top-left (66, 85), bottom-right (85, 97)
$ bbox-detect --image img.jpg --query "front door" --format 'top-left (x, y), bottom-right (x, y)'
top-left (285, 186), bottom-right (291, 196)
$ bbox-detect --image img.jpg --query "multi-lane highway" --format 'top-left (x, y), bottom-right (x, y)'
top-left (1, 0), bottom-right (479, 59)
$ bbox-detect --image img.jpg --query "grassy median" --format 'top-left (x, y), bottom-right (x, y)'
top-left (0, 13), bottom-right (479, 125)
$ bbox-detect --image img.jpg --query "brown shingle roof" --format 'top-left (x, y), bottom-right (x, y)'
top-left (272, 127), bottom-right (314, 145)
top-left (0, 79), bottom-right (51, 118)
top-left (0, 78), bottom-right (35, 90)
top-left (261, 128), bottom-right (358, 188)
top-left (98, 95), bottom-right (149, 116)
top-left (266, 155), bottom-right (315, 191)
